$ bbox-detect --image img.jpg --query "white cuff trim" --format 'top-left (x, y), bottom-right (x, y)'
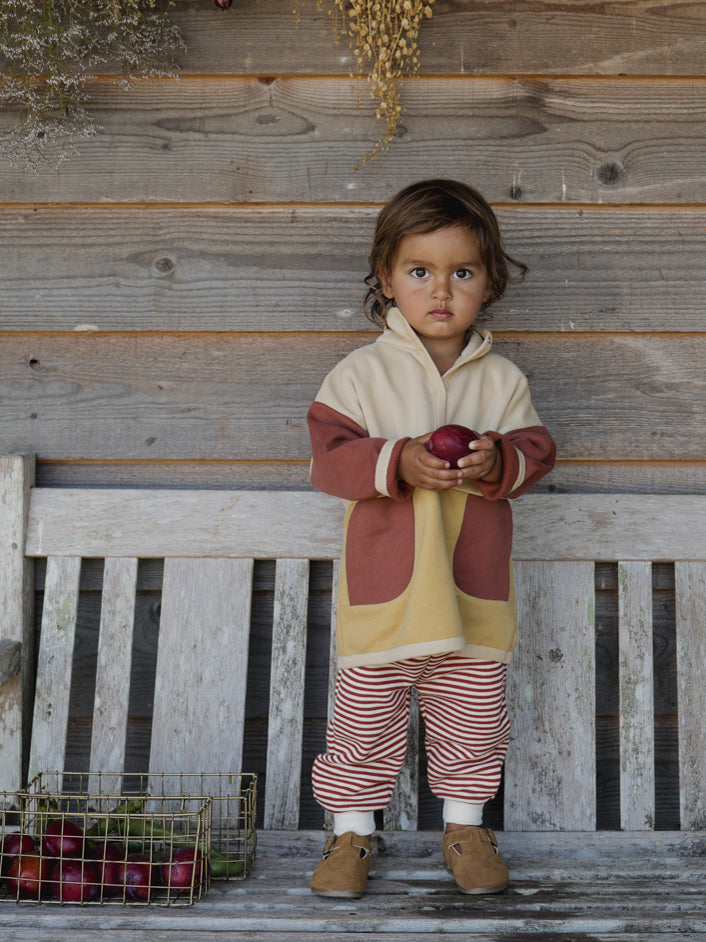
top-left (374, 439), bottom-right (398, 497)
top-left (510, 446), bottom-right (526, 493)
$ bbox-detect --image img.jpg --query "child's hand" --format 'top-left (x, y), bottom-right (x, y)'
top-left (457, 437), bottom-right (502, 482)
top-left (398, 434), bottom-right (465, 490)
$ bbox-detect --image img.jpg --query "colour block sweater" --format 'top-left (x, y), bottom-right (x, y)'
top-left (307, 307), bottom-right (556, 669)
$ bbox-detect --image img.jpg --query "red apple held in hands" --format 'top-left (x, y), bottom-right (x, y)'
top-left (116, 853), bottom-right (158, 902)
top-left (426, 424), bottom-right (479, 468)
top-left (41, 819), bottom-right (85, 858)
top-left (160, 846), bottom-right (206, 895)
top-left (48, 858), bottom-right (100, 903)
top-left (6, 853), bottom-right (50, 900)
top-left (1, 833), bottom-right (36, 876)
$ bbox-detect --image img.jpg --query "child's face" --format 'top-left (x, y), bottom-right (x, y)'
top-left (381, 226), bottom-right (491, 360)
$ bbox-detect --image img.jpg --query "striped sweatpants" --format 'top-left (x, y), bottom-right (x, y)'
top-left (312, 653), bottom-right (510, 812)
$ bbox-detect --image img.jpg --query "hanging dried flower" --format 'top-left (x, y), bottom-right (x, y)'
top-left (0, 0), bottom-right (185, 171)
top-left (332, 0), bottom-right (435, 166)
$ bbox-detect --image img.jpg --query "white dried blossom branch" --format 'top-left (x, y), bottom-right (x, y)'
top-left (0, 0), bottom-right (185, 171)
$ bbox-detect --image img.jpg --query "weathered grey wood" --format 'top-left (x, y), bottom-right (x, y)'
top-left (1, 830), bottom-right (706, 937)
top-left (384, 690), bottom-right (420, 832)
top-left (26, 489), bottom-right (344, 559)
top-left (505, 560), bottom-right (596, 830)
top-left (88, 557), bottom-right (139, 793)
top-left (0, 454), bottom-right (35, 794)
top-left (148, 557), bottom-right (254, 777)
top-left (0, 78), bottom-right (703, 203)
top-left (3, 333), bottom-right (705, 462)
top-left (27, 555), bottom-right (82, 783)
top-left (321, 560), bottom-right (339, 833)
top-left (674, 562), bottom-right (706, 830)
top-left (327, 560), bottom-right (339, 726)
top-left (25, 491), bottom-right (706, 563)
top-left (510, 494), bottom-right (706, 561)
top-left (32, 456), bottom-right (706, 497)
top-left (264, 557), bottom-right (310, 829)
top-left (0, 639), bottom-right (21, 687)
top-left (0, 934), bottom-right (701, 942)
top-left (618, 561), bottom-right (655, 830)
top-left (2, 207), bottom-right (704, 333)
top-left (171, 0), bottom-right (706, 77)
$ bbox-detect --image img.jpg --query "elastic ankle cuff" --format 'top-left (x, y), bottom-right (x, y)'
top-left (333, 811), bottom-right (376, 836)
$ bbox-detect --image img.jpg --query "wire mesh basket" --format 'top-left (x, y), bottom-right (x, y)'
top-left (0, 770), bottom-right (257, 906)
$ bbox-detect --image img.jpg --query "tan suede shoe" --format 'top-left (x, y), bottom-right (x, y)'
top-left (442, 826), bottom-right (509, 894)
top-left (310, 831), bottom-right (372, 898)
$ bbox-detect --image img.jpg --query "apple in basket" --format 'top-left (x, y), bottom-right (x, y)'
top-left (41, 819), bottom-right (85, 858)
top-left (116, 853), bottom-right (158, 901)
top-left (88, 841), bottom-right (124, 896)
top-left (48, 858), bottom-right (101, 903)
top-left (426, 424), bottom-right (479, 468)
top-left (6, 853), bottom-right (50, 900)
top-left (161, 846), bottom-right (207, 894)
top-left (1, 833), bottom-right (36, 876)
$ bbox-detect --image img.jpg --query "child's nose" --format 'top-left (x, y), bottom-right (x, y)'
top-left (432, 279), bottom-right (451, 300)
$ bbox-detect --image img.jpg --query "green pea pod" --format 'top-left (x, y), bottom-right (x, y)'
top-left (209, 848), bottom-right (244, 878)
top-left (86, 799), bottom-right (144, 837)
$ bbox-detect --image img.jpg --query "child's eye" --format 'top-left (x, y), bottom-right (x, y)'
top-left (453, 268), bottom-right (472, 280)
top-left (411, 267), bottom-right (428, 279)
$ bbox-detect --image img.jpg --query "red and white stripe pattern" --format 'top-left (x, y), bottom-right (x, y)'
top-left (312, 654), bottom-right (509, 812)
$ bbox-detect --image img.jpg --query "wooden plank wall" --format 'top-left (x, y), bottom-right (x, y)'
top-left (1, 0), bottom-right (704, 827)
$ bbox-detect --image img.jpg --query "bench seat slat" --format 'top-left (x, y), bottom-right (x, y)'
top-left (88, 557), bottom-right (139, 794)
top-left (28, 556), bottom-right (82, 783)
top-left (149, 557), bottom-right (254, 778)
top-left (505, 560), bottom-right (596, 830)
top-left (618, 561), bottom-right (655, 830)
top-left (675, 561), bottom-right (706, 829)
top-left (264, 558), bottom-right (310, 829)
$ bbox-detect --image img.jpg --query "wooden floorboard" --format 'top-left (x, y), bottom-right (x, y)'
top-left (1, 831), bottom-right (706, 939)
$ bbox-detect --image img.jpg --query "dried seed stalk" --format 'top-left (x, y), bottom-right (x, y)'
top-left (332, 0), bottom-right (435, 166)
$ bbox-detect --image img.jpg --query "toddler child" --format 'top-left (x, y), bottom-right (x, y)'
top-left (307, 178), bottom-right (556, 898)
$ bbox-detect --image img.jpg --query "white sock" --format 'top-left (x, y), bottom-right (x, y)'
top-left (443, 798), bottom-right (484, 828)
top-left (332, 810), bottom-right (376, 836)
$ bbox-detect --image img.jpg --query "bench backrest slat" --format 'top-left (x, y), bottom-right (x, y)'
top-left (148, 557), bottom-right (254, 777)
top-left (28, 556), bottom-right (82, 784)
top-left (505, 560), bottom-right (597, 830)
top-left (264, 558), bottom-right (310, 829)
top-left (383, 691), bottom-right (420, 831)
top-left (675, 561), bottom-right (706, 829)
top-left (25, 491), bottom-right (706, 562)
top-left (25, 490), bottom-right (345, 560)
top-left (88, 557), bottom-right (139, 795)
top-left (618, 560), bottom-right (655, 830)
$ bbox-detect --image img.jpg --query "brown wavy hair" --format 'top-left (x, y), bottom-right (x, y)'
top-left (364, 178), bottom-right (527, 327)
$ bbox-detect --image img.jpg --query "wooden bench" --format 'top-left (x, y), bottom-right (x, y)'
top-left (2, 452), bottom-right (706, 940)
